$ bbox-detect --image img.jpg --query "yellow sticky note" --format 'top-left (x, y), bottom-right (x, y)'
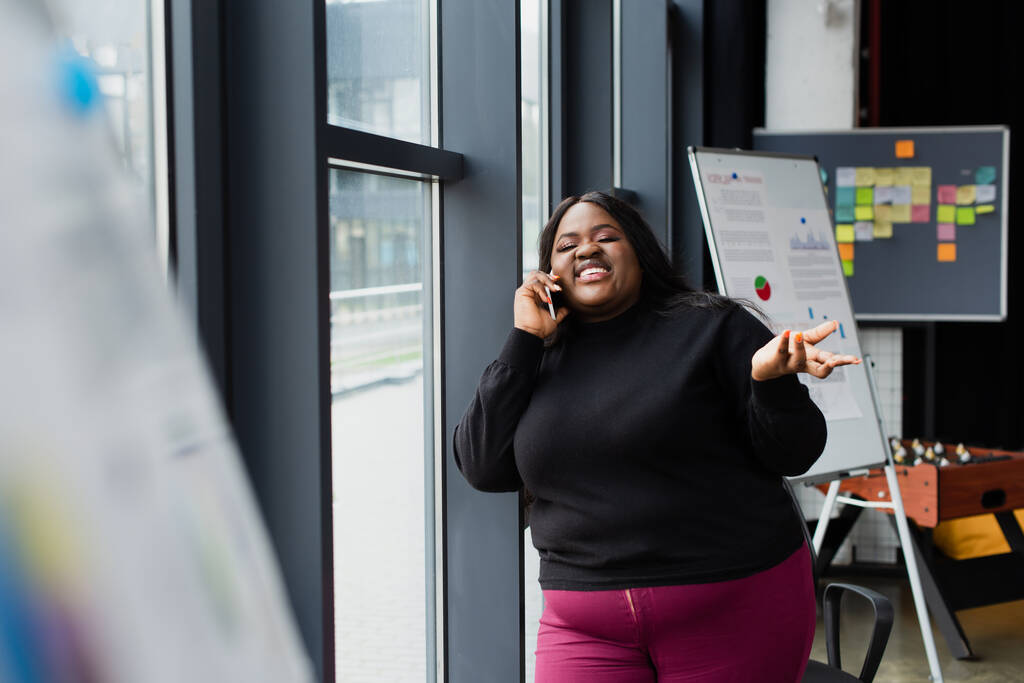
top-left (976, 204), bottom-right (995, 215)
top-left (875, 204), bottom-right (892, 222)
top-left (936, 204), bottom-right (956, 223)
top-left (938, 243), bottom-right (957, 262)
top-left (838, 243), bottom-right (855, 261)
top-left (956, 185), bottom-right (976, 205)
top-left (911, 167), bottom-right (932, 186)
top-left (874, 168), bottom-right (894, 186)
top-left (854, 205), bottom-right (874, 221)
top-left (855, 187), bottom-right (874, 205)
top-left (890, 204), bottom-right (911, 223)
top-left (912, 185), bottom-right (931, 205)
top-left (842, 260), bottom-right (855, 276)
top-left (956, 207), bottom-right (976, 225)
top-left (855, 167), bottom-right (876, 187)
top-left (895, 140), bottom-right (915, 158)
top-left (873, 221), bottom-right (893, 238)
top-left (835, 224), bottom-right (855, 243)
top-left (893, 167), bottom-right (914, 186)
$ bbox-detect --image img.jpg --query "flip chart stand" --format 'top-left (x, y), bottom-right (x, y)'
top-left (812, 356), bottom-right (944, 682)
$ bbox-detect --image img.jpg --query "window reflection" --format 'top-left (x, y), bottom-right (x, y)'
top-left (326, 0), bottom-right (430, 144)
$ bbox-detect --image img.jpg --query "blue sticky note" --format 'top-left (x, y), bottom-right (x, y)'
top-left (975, 166), bottom-right (997, 185)
top-left (835, 205), bottom-right (855, 222)
top-left (835, 187), bottom-right (856, 207)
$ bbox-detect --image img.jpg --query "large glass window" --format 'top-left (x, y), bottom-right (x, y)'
top-left (520, 1), bottom-right (548, 680)
top-left (329, 168), bottom-right (432, 681)
top-left (326, 0), bottom-right (431, 145)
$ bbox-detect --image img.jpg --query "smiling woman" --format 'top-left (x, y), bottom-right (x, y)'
top-left (453, 191), bottom-right (861, 682)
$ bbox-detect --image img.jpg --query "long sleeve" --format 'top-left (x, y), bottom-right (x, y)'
top-left (715, 306), bottom-right (827, 476)
top-left (452, 328), bottom-right (544, 492)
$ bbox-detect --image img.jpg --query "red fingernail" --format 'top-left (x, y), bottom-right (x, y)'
top-left (552, 274), bottom-right (560, 280)
top-left (795, 332), bottom-right (803, 344)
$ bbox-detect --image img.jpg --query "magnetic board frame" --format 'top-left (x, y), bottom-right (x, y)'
top-left (753, 126), bottom-right (1010, 322)
top-left (688, 146), bottom-right (887, 483)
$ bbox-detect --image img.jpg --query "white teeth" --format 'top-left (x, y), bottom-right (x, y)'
top-left (579, 267), bottom-right (608, 277)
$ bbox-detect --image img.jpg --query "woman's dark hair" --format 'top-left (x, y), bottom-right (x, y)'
top-left (539, 191), bottom-right (742, 324)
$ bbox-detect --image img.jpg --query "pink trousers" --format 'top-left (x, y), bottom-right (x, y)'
top-left (535, 546), bottom-right (816, 682)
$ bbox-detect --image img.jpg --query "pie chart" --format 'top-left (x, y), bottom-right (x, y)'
top-left (754, 276), bottom-right (771, 301)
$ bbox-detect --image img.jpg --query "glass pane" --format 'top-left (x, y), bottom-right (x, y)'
top-left (521, 0), bottom-right (546, 278)
top-left (326, 0), bottom-right (431, 145)
top-left (520, 1), bottom-right (547, 681)
top-left (329, 168), bottom-right (432, 682)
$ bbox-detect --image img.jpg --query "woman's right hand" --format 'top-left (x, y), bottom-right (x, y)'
top-left (514, 270), bottom-right (570, 338)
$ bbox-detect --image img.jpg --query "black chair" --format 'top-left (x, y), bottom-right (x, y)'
top-left (783, 480), bottom-right (895, 683)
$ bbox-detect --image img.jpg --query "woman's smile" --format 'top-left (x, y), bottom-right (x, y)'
top-left (551, 202), bottom-right (642, 322)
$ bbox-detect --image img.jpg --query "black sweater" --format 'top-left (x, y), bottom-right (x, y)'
top-left (453, 301), bottom-right (826, 590)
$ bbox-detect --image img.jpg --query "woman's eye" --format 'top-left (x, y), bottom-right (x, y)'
top-left (556, 243), bottom-right (575, 252)
top-left (598, 236), bottom-right (618, 243)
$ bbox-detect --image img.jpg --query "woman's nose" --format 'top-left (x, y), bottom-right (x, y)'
top-left (575, 241), bottom-right (601, 258)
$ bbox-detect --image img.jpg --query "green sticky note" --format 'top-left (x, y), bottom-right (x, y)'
top-left (976, 204), bottom-right (995, 215)
top-left (976, 165), bottom-right (997, 185)
top-left (835, 205), bottom-right (855, 222)
top-left (956, 207), bottom-right (976, 225)
top-left (842, 260), bottom-right (854, 277)
top-left (854, 205), bottom-right (874, 221)
top-left (835, 224), bottom-right (855, 243)
top-left (855, 187), bottom-right (874, 205)
top-left (835, 187), bottom-right (856, 207)
top-left (936, 204), bottom-right (956, 223)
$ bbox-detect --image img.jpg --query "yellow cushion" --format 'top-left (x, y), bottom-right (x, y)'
top-left (932, 509), bottom-right (1024, 560)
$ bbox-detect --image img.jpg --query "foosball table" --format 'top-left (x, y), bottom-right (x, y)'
top-left (813, 441), bottom-right (1024, 659)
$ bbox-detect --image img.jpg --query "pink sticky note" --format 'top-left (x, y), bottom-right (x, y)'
top-left (911, 204), bottom-right (930, 223)
top-left (937, 185), bottom-right (957, 204)
top-left (937, 223), bottom-right (956, 241)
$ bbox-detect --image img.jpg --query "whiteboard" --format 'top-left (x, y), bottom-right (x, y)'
top-left (688, 147), bottom-right (887, 483)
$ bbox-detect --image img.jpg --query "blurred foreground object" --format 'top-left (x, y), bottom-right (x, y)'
top-left (0, 1), bottom-right (315, 681)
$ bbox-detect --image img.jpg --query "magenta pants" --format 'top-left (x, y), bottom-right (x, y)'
top-left (535, 546), bottom-right (816, 682)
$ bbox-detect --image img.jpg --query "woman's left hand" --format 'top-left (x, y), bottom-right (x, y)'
top-left (751, 320), bottom-right (861, 381)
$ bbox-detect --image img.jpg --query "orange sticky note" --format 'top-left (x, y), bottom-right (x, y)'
top-left (895, 140), bottom-right (915, 158)
top-left (937, 243), bottom-right (957, 262)
top-left (838, 243), bottom-right (855, 261)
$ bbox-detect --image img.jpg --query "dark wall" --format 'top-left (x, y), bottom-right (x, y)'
top-left (872, 1), bottom-right (1024, 447)
top-left (670, 0), bottom-right (766, 291)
